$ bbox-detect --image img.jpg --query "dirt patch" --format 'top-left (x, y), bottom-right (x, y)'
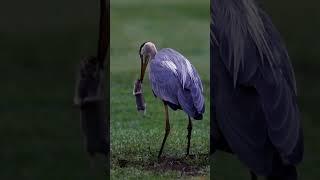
top-left (117, 159), bottom-right (129, 168)
top-left (147, 156), bottom-right (204, 176)
top-left (115, 153), bottom-right (209, 176)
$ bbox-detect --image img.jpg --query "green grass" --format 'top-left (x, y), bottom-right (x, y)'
top-left (110, 0), bottom-right (210, 179)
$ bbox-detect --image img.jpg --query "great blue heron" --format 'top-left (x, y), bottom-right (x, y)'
top-left (211, 0), bottom-right (303, 180)
top-left (138, 42), bottom-right (205, 159)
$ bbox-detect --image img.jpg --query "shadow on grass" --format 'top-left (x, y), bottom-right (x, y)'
top-left (115, 153), bottom-right (209, 176)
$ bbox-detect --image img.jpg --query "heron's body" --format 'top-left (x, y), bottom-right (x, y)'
top-left (138, 42), bottom-right (205, 158)
top-left (149, 48), bottom-right (205, 120)
top-left (211, 0), bottom-right (303, 179)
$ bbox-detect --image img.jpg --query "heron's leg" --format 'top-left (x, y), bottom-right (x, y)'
top-left (186, 116), bottom-right (192, 156)
top-left (250, 171), bottom-right (258, 180)
top-left (158, 102), bottom-right (170, 159)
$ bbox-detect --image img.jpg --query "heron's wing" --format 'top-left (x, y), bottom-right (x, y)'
top-left (253, 12), bottom-right (303, 162)
top-left (149, 60), bottom-right (180, 106)
top-left (212, 1), bottom-right (303, 166)
top-left (155, 48), bottom-right (205, 114)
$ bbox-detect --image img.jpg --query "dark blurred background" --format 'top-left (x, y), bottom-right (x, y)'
top-left (0, 0), bottom-right (319, 179)
top-left (0, 1), bottom-right (103, 179)
top-left (213, 0), bottom-right (320, 179)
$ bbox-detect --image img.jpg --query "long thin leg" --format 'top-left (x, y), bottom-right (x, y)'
top-left (250, 171), bottom-right (258, 180)
top-left (186, 116), bottom-right (192, 156)
top-left (158, 102), bottom-right (170, 159)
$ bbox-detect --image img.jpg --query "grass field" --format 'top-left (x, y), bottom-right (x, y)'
top-left (110, 0), bottom-right (210, 179)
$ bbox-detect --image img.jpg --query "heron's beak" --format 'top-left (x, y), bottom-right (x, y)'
top-left (140, 55), bottom-right (149, 82)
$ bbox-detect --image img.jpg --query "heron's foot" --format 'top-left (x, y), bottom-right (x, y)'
top-left (185, 153), bottom-right (189, 157)
top-left (185, 154), bottom-right (196, 160)
top-left (185, 149), bottom-right (190, 157)
top-left (157, 151), bottom-right (163, 161)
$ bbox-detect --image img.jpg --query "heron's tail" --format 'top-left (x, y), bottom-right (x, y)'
top-left (177, 87), bottom-right (205, 120)
top-left (190, 84), bottom-right (205, 120)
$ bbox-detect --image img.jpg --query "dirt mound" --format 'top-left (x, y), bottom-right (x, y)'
top-left (116, 154), bottom-right (209, 176)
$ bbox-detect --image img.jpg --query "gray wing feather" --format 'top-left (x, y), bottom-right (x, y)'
top-left (149, 62), bottom-right (180, 105)
top-left (149, 48), bottom-right (205, 117)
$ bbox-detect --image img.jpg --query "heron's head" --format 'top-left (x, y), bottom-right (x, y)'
top-left (138, 41), bottom-right (157, 82)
